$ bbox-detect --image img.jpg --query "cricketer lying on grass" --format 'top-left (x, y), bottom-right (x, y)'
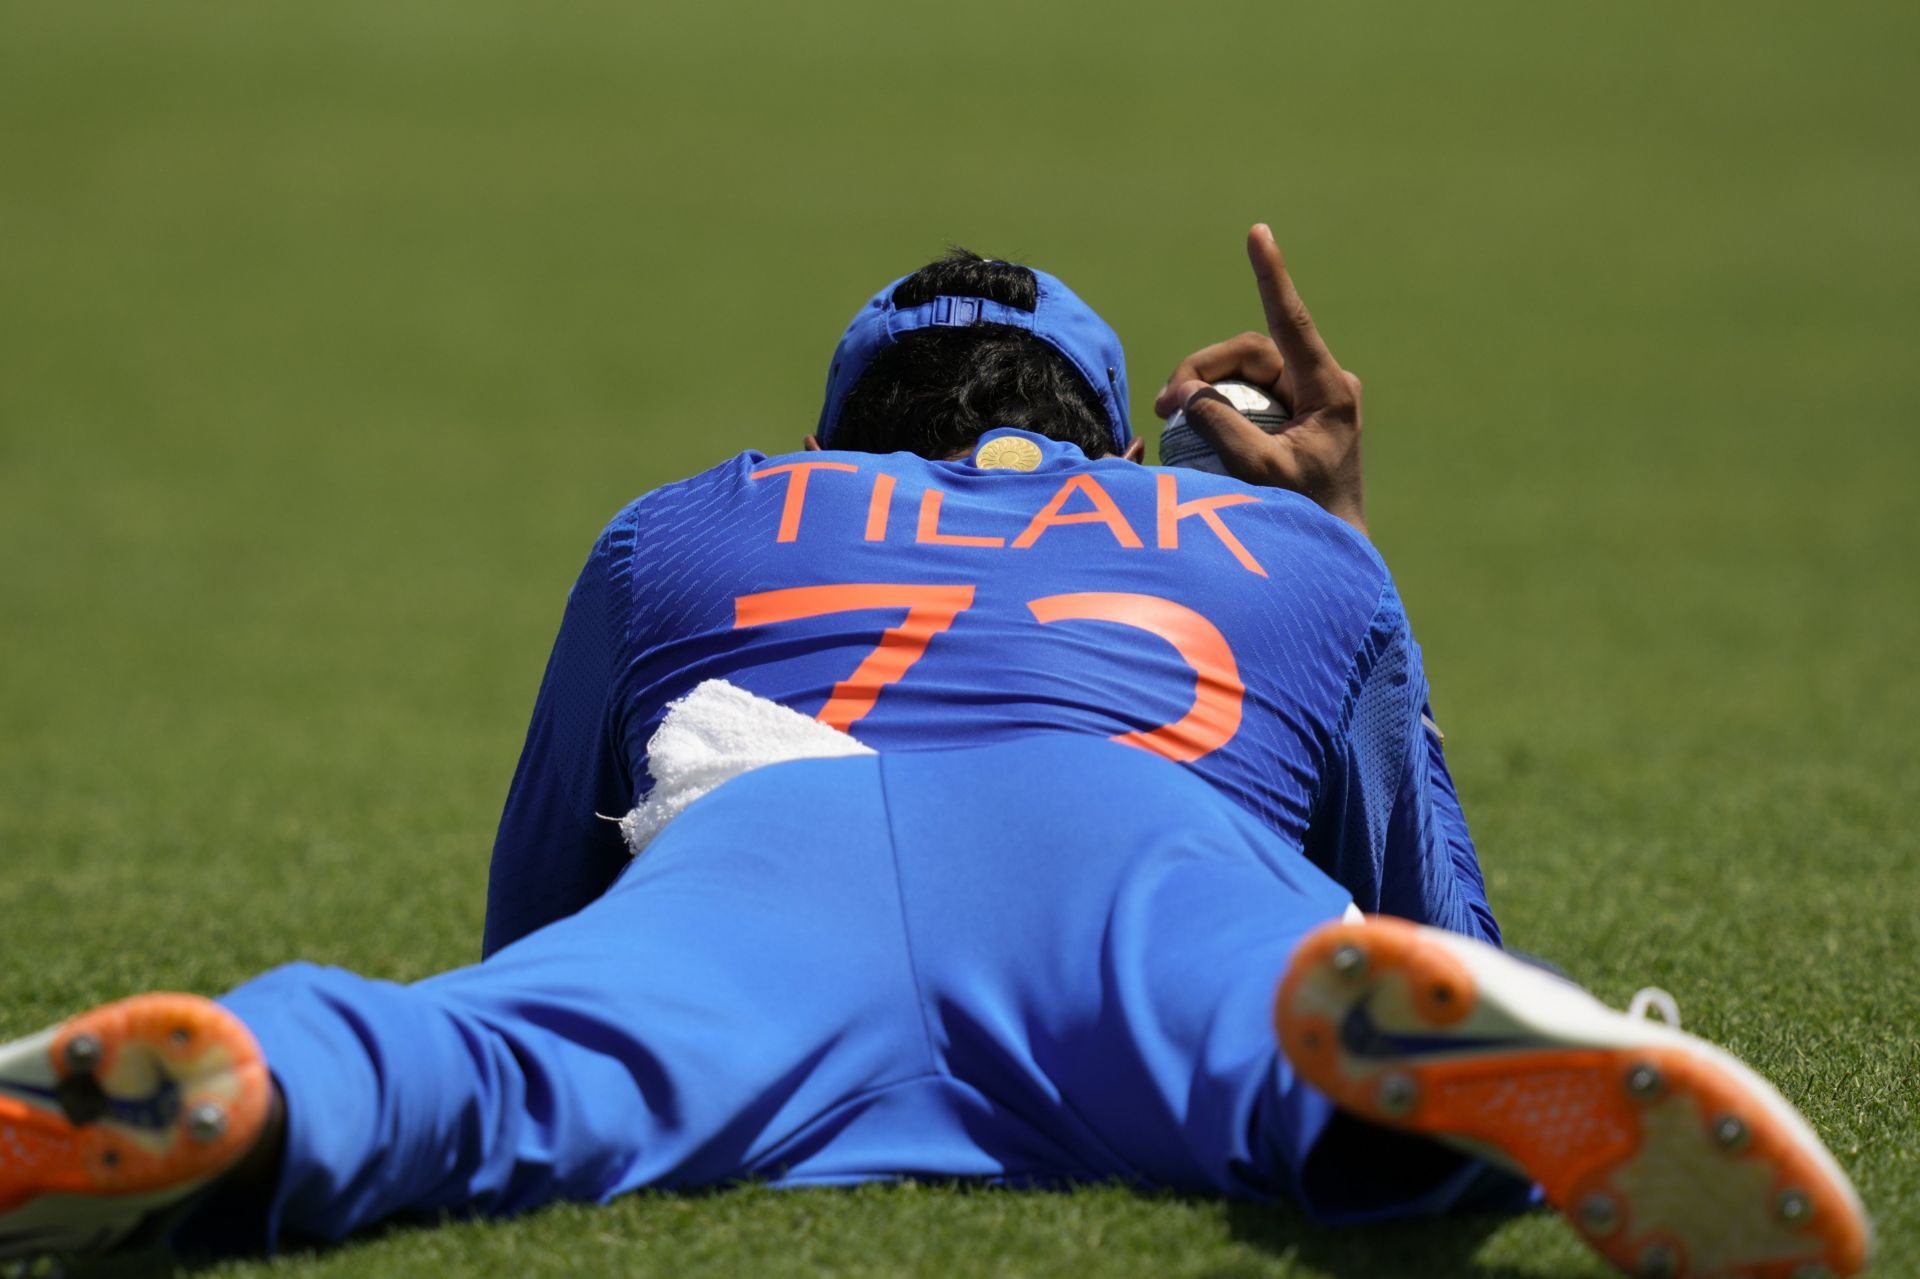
top-left (0, 227), bottom-right (1870, 1279)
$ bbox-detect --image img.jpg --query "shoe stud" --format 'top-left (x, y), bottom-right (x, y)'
top-left (63, 1034), bottom-right (103, 1075)
top-left (1775, 1188), bottom-right (1813, 1225)
top-left (1376, 1071), bottom-right (1418, 1117)
top-left (1624, 1061), bottom-right (1663, 1100)
top-left (1330, 944), bottom-right (1367, 979)
top-left (186, 1100), bottom-right (228, 1143)
top-left (1711, 1114), bottom-right (1749, 1152)
top-left (1635, 1242), bottom-right (1678, 1278)
top-left (1577, 1192), bottom-right (1620, 1236)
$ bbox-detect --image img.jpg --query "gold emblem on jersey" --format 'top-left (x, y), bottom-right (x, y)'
top-left (975, 436), bottom-right (1043, 472)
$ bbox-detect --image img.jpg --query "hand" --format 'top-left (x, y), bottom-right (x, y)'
top-left (1153, 225), bottom-right (1366, 537)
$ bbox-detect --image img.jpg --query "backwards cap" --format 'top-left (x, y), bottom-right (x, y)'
top-left (816, 264), bottom-right (1132, 451)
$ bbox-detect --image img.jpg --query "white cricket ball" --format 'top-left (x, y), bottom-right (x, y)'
top-left (1159, 379), bottom-right (1290, 474)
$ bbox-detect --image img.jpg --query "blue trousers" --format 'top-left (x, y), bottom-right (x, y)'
top-left (217, 738), bottom-right (1515, 1247)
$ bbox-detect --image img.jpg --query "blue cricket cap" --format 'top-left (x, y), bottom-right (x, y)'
top-left (816, 265), bottom-right (1132, 451)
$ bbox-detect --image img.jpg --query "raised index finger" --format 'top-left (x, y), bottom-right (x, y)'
top-left (1247, 223), bottom-right (1336, 374)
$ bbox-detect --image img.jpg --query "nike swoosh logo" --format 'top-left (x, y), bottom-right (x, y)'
top-left (0, 1077), bottom-right (63, 1110)
top-left (1339, 993), bottom-right (1535, 1060)
top-left (0, 1075), bottom-right (182, 1132)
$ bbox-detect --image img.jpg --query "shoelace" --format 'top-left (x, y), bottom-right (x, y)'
top-left (1626, 987), bottom-right (1682, 1028)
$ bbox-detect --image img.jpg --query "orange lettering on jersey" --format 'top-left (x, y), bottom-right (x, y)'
top-left (865, 473), bottom-right (896, 542)
top-left (1028, 591), bottom-right (1244, 762)
top-left (1010, 476), bottom-right (1144, 549)
top-left (1155, 473), bottom-right (1267, 578)
top-left (750, 461), bottom-right (857, 543)
top-left (734, 583), bottom-right (976, 730)
top-left (916, 489), bottom-right (1005, 548)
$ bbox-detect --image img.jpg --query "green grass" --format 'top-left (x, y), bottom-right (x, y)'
top-left (2, 1), bottom-right (1916, 1275)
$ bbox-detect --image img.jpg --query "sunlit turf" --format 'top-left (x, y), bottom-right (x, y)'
top-left (2, 1), bottom-right (1914, 1275)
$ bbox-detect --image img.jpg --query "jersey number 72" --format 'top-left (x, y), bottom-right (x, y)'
top-left (734, 582), bottom-right (1242, 763)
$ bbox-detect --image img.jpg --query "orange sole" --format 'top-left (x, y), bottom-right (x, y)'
top-left (1275, 918), bottom-right (1870, 1279)
top-left (0, 993), bottom-right (270, 1216)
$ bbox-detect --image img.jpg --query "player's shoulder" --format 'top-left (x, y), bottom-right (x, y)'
top-left (592, 450), bottom-right (778, 539)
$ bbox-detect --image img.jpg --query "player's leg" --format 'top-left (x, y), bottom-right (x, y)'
top-left (881, 737), bottom-right (1872, 1276)
top-left (0, 754), bottom-right (944, 1259)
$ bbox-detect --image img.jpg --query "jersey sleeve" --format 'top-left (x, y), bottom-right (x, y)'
top-left (1304, 582), bottom-right (1502, 946)
top-left (481, 515), bottom-right (638, 959)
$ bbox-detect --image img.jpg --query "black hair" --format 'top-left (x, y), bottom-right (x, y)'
top-left (831, 249), bottom-right (1116, 460)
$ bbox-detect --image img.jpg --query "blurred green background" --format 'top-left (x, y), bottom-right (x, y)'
top-left (1, 2), bottom-right (1914, 1275)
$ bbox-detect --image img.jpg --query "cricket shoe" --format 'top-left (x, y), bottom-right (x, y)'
top-left (1275, 916), bottom-right (1872, 1279)
top-left (0, 993), bottom-right (270, 1263)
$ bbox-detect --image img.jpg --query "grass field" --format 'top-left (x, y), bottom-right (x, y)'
top-left (2, 2), bottom-right (1915, 1275)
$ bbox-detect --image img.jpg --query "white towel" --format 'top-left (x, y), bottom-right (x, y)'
top-left (616, 679), bottom-right (874, 855)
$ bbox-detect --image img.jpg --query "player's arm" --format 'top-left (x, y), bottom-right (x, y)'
top-left (1304, 585), bottom-right (1500, 945)
top-left (1417, 703), bottom-right (1497, 940)
top-left (481, 516), bottom-right (636, 959)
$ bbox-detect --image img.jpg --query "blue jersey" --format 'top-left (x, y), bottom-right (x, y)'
top-left (483, 428), bottom-right (1497, 956)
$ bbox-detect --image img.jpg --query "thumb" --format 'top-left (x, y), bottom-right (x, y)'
top-left (1173, 381), bottom-right (1293, 483)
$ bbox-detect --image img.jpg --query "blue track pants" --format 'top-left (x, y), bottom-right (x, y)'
top-left (216, 737), bottom-right (1518, 1247)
